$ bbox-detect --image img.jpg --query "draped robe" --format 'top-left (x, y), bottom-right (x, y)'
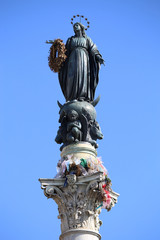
top-left (59, 35), bottom-right (102, 102)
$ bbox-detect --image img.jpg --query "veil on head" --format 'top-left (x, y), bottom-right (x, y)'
top-left (73, 22), bottom-right (86, 37)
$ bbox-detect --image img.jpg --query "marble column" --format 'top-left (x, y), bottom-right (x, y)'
top-left (39, 143), bottom-right (119, 240)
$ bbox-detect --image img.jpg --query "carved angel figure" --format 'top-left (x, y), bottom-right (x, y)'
top-left (66, 110), bottom-right (82, 143)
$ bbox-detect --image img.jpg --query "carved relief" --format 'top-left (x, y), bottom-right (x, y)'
top-left (55, 101), bottom-right (103, 150)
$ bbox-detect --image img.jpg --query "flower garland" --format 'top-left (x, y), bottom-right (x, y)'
top-left (48, 39), bottom-right (67, 73)
top-left (55, 155), bottom-right (112, 211)
top-left (56, 155), bottom-right (108, 178)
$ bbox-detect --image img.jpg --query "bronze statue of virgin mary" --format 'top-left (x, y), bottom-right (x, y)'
top-left (58, 22), bottom-right (104, 102)
top-left (47, 19), bottom-right (104, 148)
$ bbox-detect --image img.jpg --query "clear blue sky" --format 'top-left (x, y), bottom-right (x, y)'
top-left (1, 0), bottom-right (160, 239)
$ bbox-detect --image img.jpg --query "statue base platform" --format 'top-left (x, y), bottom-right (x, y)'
top-left (61, 142), bottom-right (97, 160)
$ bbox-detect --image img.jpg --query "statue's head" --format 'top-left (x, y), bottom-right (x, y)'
top-left (73, 22), bottom-right (86, 37)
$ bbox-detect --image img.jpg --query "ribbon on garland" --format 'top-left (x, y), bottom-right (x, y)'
top-left (96, 203), bottom-right (103, 209)
top-left (102, 184), bottom-right (111, 209)
top-left (80, 158), bottom-right (88, 168)
top-left (97, 157), bottom-right (108, 175)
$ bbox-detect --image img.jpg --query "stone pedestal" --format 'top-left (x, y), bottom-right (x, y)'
top-left (61, 142), bottom-right (97, 161)
top-left (39, 143), bottom-right (119, 240)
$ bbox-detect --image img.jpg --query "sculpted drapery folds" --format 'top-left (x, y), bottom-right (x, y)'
top-left (58, 22), bottom-right (104, 102)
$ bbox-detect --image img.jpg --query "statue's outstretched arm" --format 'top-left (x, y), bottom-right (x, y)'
top-left (46, 40), bottom-right (54, 44)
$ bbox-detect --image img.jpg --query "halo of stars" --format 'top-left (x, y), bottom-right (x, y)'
top-left (71, 15), bottom-right (90, 30)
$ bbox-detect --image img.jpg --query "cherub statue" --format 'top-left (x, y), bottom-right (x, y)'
top-left (66, 110), bottom-right (82, 143)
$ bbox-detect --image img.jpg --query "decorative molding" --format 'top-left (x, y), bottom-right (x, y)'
top-left (60, 229), bottom-right (101, 240)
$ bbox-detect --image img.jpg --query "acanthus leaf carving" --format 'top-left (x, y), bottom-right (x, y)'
top-left (40, 173), bottom-right (119, 234)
